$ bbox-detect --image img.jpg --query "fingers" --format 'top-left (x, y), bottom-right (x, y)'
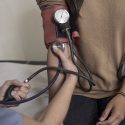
top-left (13, 83), bottom-right (30, 93)
top-left (0, 80), bottom-right (24, 98)
top-left (97, 111), bottom-right (117, 125)
top-left (12, 91), bottom-right (26, 99)
top-left (3, 80), bottom-right (31, 101)
top-left (11, 84), bottom-right (30, 100)
top-left (97, 107), bottom-right (124, 125)
top-left (20, 84), bottom-right (31, 93)
top-left (53, 46), bottom-right (68, 62)
top-left (11, 91), bottom-right (22, 101)
top-left (4, 80), bottom-right (23, 86)
top-left (99, 103), bottom-right (113, 122)
top-left (111, 117), bottom-right (123, 125)
top-left (97, 115), bottom-right (123, 125)
top-left (2, 80), bottom-right (23, 92)
top-left (52, 45), bottom-right (78, 74)
top-left (3, 79), bottom-right (30, 89)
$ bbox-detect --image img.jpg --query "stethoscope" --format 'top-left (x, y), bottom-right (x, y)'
top-left (0, 9), bottom-right (95, 106)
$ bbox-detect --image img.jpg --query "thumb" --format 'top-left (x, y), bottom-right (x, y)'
top-left (99, 104), bottom-right (113, 121)
top-left (5, 80), bottom-right (23, 87)
top-left (2, 80), bottom-right (23, 92)
top-left (53, 46), bottom-right (67, 62)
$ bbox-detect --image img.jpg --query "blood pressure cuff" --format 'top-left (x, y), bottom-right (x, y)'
top-left (117, 54), bottom-right (125, 80)
top-left (37, 3), bottom-right (80, 48)
top-left (41, 5), bottom-right (69, 48)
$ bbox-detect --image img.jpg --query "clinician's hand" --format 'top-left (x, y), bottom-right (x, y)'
top-left (0, 80), bottom-right (30, 101)
top-left (97, 94), bottom-right (125, 125)
top-left (53, 46), bottom-right (78, 74)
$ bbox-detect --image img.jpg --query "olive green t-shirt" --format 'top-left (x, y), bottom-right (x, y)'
top-left (36, 0), bottom-right (125, 98)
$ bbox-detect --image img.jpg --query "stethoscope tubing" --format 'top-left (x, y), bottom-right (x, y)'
top-left (0, 18), bottom-right (95, 105)
top-left (0, 66), bottom-right (93, 105)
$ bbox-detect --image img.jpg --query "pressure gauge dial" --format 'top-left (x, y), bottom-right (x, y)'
top-left (54, 9), bottom-right (70, 24)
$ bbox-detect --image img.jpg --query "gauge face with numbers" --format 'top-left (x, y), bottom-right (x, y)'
top-left (54, 9), bottom-right (70, 24)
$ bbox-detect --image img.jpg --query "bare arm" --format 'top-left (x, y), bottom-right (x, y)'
top-left (23, 47), bottom-right (77, 125)
top-left (42, 47), bottom-right (77, 125)
top-left (24, 75), bottom-right (77, 125)
top-left (36, 0), bottom-right (68, 100)
top-left (43, 75), bottom-right (77, 125)
top-left (47, 44), bottom-right (71, 100)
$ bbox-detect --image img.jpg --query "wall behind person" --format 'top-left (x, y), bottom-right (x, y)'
top-left (0, 0), bottom-right (47, 61)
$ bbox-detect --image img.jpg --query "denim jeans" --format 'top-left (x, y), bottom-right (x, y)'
top-left (64, 95), bottom-right (125, 125)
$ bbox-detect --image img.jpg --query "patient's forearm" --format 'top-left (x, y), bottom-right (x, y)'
top-left (42, 75), bottom-right (77, 125)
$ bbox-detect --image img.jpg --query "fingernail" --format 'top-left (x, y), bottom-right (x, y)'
top-left (25, 84), bottom-right (29, 87)
top-left (52, 45), bottom-right (58, 51)
top-left (11, 91), bottom-right (16, 96)
top-left (100, 117), bottom-right (104, 121)
top-left (25, 84), bottom-right (30, 88)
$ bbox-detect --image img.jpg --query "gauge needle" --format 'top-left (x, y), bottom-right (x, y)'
top-left (61, 11), bottom-right (64, 18)
top-left (60, 11), bottom-right (64, 23)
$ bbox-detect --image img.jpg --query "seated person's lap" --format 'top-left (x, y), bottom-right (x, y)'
top-left (64, 95), bottom-right (98, 125)
top-left (0, 108), bottom-right (24, 125)
top-left (64, 95), bottom-right (125, 125)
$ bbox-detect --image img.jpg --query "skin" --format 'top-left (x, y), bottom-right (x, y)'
top-left (36, 1), bottom-right (125, 124)
top-left (47, 43), bottom-right (71, 100)
top-left (0, 80), bottom-right (30, 103)
top-left (47, 43), bottom-right (125, 125)
top-left (96, 80), bottom-right (125, 125)
top-left (0, 47), bottom-right (78, 125)
top-left (37, 43), bottom-right (71, 125)
top-left (96, 94), bottom-right (125, 125)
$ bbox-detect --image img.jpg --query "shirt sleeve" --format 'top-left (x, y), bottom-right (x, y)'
top-left (36, 0), bottom-right (66, 10)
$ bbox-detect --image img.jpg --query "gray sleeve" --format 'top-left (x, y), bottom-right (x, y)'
top-left (36, 0), bottom-right (66, 10)
top-left (0, 108), bottom-right (24, 125)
